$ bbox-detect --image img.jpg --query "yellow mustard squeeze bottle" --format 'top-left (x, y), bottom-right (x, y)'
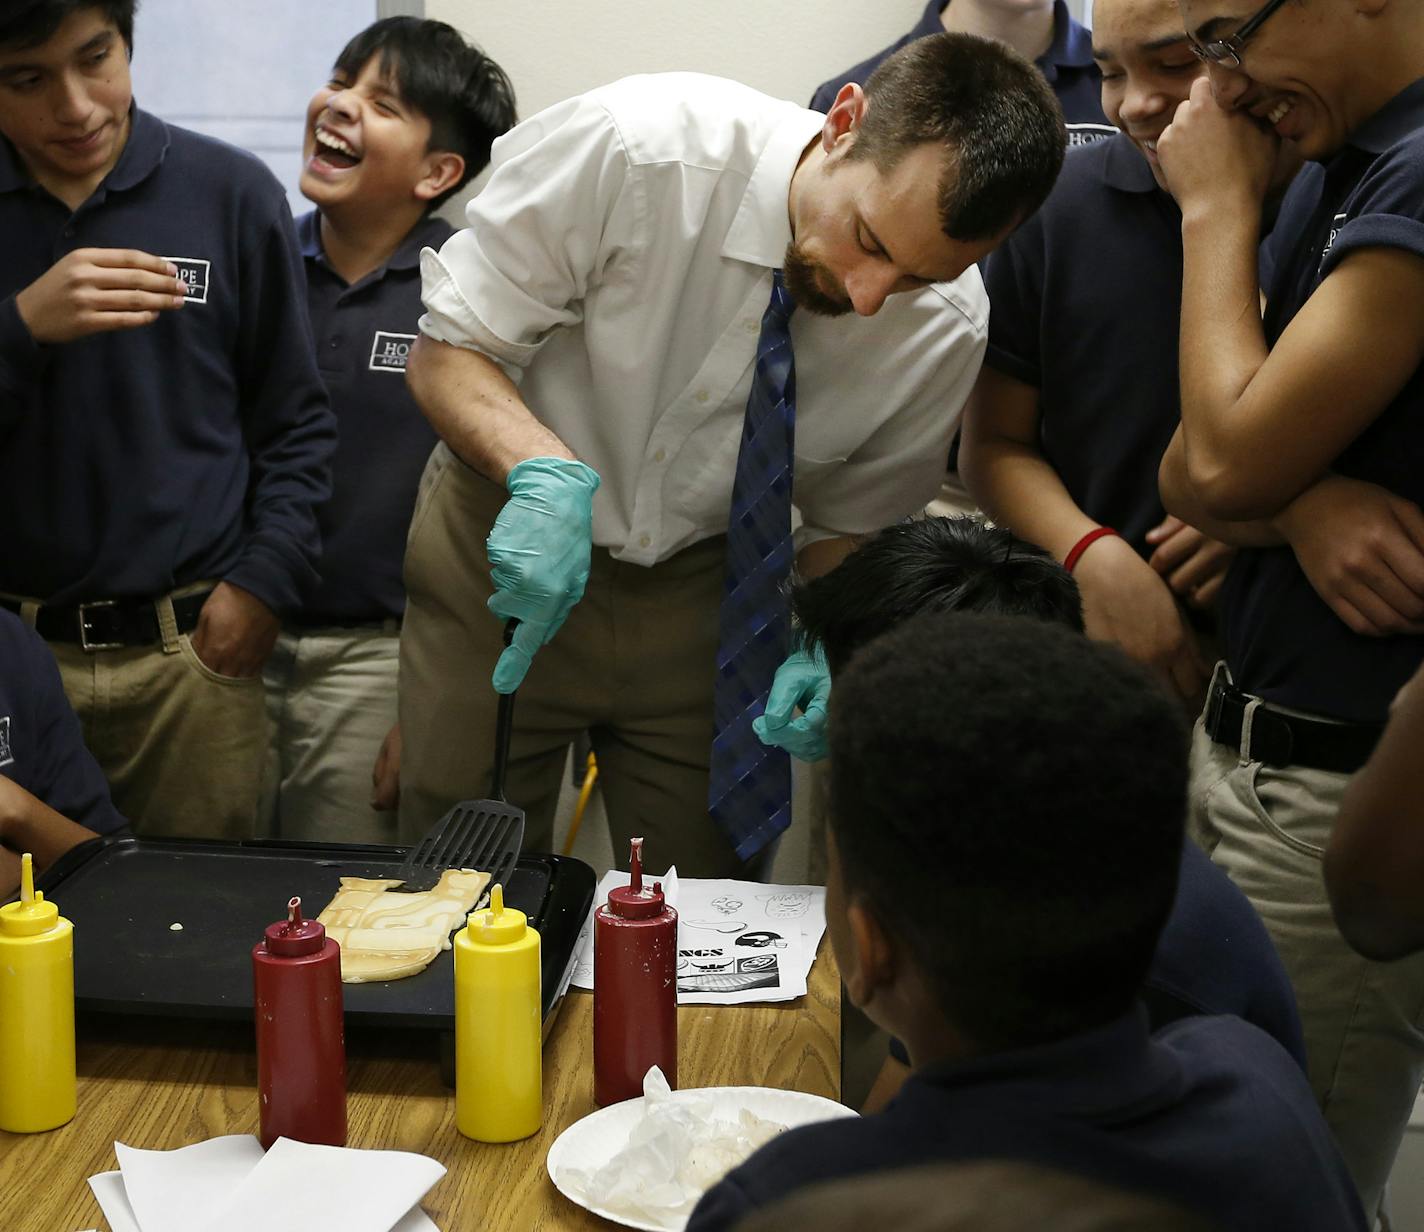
top-left (0, 853), bottom-right (76, 1132)
top-left (454, 883), bottom-right (542, 1142)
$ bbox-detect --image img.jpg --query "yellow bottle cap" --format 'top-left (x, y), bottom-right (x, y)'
top-left (0, 854), bottom-right (60, 937)
top-left (465, 883), bottom-right (527, 945)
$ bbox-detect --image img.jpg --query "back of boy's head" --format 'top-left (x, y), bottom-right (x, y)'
top-left (828, 612), bottom-right (1187, 1052)
top-left (0, 1), bottom-right (136, 51)
top-left (333, 16), bottom-right (515, 210)
top-left (791, 517), bottom-right (1082, 674)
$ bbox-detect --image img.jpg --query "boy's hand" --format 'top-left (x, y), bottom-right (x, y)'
top-left (1157, 76), bottom-right (1279, 218)
top-left (15, 248), bottom-right (186, 344)
top-left (1276, 476), bottom-right (1424, 636)
top-left (371, 723), bottom-right (402, 812)
top-left (1145, 516), bottom-right (1235, 609)
top-left (1073, 532), bottom-right (1209, 701)
top-left (190, 582), bottom-right (280, 678)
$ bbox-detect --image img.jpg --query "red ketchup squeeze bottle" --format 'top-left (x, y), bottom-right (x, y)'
top-left (593, 837), bottom-right (678, 1106)
top-left (252, 896), bottom-right (347, 1148)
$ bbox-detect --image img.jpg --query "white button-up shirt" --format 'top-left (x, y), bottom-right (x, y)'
top-left (420, 72), bottom-right (987, 565)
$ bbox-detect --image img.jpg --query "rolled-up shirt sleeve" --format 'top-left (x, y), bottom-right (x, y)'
top-left (418, 94), bottom-right (638, 378)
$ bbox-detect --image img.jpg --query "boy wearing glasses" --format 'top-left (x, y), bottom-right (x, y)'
top-left (1156, 0), bottom-right (1424, 1217)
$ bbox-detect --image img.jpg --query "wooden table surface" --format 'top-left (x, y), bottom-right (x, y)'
top-left (0, 938), bottom-right (840, 1232)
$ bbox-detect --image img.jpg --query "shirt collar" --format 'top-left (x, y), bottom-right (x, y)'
top-left (927, 1), bottom-right (1093, 81)
top-left (298, 209), bottom-right (451, 278)
top-left (1043, 0), bottom-right (1096, 71)
top-left (1347, 75), bottom-right (1424, 155)
top-left (909, 1006), bottom-right (1185, 1122)
top-left (1101, 132), bottom-right (1161, 195)
top-left (0, 104), bottom-right (167, 197)
top-left (722, 107), bottom-right (826, 269)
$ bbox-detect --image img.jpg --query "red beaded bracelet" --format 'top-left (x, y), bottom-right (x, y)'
top-left (1063, 526), bottom-right (1120, 574)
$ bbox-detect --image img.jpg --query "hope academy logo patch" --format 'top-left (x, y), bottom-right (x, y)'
top-left (369, 331), bottom-right (417, 373)
top-left (164, 256), bottom-right (211, 304)
top-left (0, 716), bottom-right (12, 768)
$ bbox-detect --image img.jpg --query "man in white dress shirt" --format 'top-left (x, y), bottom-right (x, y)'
top-left (399, 35), bottom-right (1065, 873)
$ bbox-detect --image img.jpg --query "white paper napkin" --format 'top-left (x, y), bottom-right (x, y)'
top-left (89, 1135), bottom-right (445, 1232)
top-left (88, 1171), bottom-right (141, 1232)
top-left (203, 1137), bottom-right (446, 1232)
top-left (115, 1135), bottom-right (265, 1232)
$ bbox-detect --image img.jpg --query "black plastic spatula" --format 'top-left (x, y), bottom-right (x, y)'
top-left (395, 620), bottom-right (526, 894)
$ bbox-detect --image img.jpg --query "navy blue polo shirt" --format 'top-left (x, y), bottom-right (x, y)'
top-left (1145, 840), bottom-right (1305, 1066)
top-left (890, 838), bottom-right (1305, 1069)
top-left (0, 610), bottom-right (125, 836)
top-left (0, 108), bottom-right (335, 614)
top-left (809, 0), bottom-right (1112, 138)
top-left (296, 210), bottom-right (448, 624)
top-left (689, 1010), bottom-right (1364, 1232)
top-left (1223, 78), bottom-right (1424, 722)
top-left (983, 135), bottom-right (1183, 553)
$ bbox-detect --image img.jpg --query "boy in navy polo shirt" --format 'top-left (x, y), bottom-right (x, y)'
top-left (689, 613), bottom-right (1363, 1232)
top-left (0, 1), bottom-right (335, 841)
top-left (261, 18), bottom-right (515, 843)
top-left (1156, 0), bottom-right (1424, 1216)
top-left (0, 608), bottom-right (125, 896)
top-left (787, 517), bottom-right (1304, 1107)
top-left (811, 0), bottom-right (1112, 139)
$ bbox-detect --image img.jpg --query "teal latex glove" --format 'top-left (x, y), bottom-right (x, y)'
top-left (752, 645), bottom-right (831, 762)
top-left (486, 456), bottom-right (601, 693)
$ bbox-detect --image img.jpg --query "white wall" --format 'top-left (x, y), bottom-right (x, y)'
top-left (426, 0), bottom-right (928, 121)
top-left (132, 0), bottom-right (379, 215)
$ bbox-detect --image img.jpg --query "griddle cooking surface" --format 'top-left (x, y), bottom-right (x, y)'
top-left (36, 837), bottom-right (593, 1030)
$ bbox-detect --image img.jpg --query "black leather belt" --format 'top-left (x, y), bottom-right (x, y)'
top-left (1, 591), bottom-right (210, 651)
top-left (1203, 674), bottom-right (1381, 775)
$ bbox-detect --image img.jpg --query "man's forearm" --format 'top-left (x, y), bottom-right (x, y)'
top-left (406, 335), bottom-right (577, 483)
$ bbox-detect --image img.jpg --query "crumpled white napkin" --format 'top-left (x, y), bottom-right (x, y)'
top-left (88, 1134), bottom-right (443, 1232)
top-left (559, 1068), bottom-right (786, 1227)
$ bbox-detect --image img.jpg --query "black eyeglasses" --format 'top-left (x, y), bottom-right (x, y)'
top-left (1188, 0), bottom-right (1290, 67)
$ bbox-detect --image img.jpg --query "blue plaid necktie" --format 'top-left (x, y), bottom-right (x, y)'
top-left (708, 270), bottom-right (796, 861)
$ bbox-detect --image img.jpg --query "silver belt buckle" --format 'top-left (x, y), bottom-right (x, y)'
top-left (77, 599), bottom-right (124, 653)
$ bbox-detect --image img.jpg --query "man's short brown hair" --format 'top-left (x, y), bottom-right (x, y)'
top-left (850, 32), bottom-right (1066, 241)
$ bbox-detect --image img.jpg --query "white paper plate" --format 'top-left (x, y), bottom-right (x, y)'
top-left (546, 1086), bottom-right (856, 1232)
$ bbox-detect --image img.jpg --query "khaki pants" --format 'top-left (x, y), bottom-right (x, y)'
top-left (261, 625), bottom-right (401, 846)
top-left (1189, 692), bottom-right (1424, 1224)
top-left (398, 445), bottom-right (745, 876)
top-left (40, 590), bottom-right (267, 840)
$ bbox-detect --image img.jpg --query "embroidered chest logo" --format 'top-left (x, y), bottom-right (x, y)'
top-left (369, 331), bottom-right (417, 373)
top-left (1066, 123), bottom-right (1118, 147)
top-left (164, 256), bottom-right (211, 304)
top-left (1319, 213), bottom-right (1348, 272)
top-left (0, 716), bottom-right (12, 768)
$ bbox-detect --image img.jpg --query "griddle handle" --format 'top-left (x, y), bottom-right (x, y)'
top-left (492, 619), bottom-right (519, 803)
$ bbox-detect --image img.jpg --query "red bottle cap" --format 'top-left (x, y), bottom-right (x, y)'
top-left (607, 837), bottom-right (666, 920)
top-left (264, 896), bottom-right (327, 956)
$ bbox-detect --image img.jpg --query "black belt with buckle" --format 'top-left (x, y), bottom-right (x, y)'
top-left (1203, 674), bottom-right (1382, 775)
top-left (1, 591), bottom-right (210, 652)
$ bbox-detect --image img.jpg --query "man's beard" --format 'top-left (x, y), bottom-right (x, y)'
top-left (782, 240), bottom-right (853, 317)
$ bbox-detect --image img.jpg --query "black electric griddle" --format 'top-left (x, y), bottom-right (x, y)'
top-left (33, 835), bottom-right (595, 1032)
